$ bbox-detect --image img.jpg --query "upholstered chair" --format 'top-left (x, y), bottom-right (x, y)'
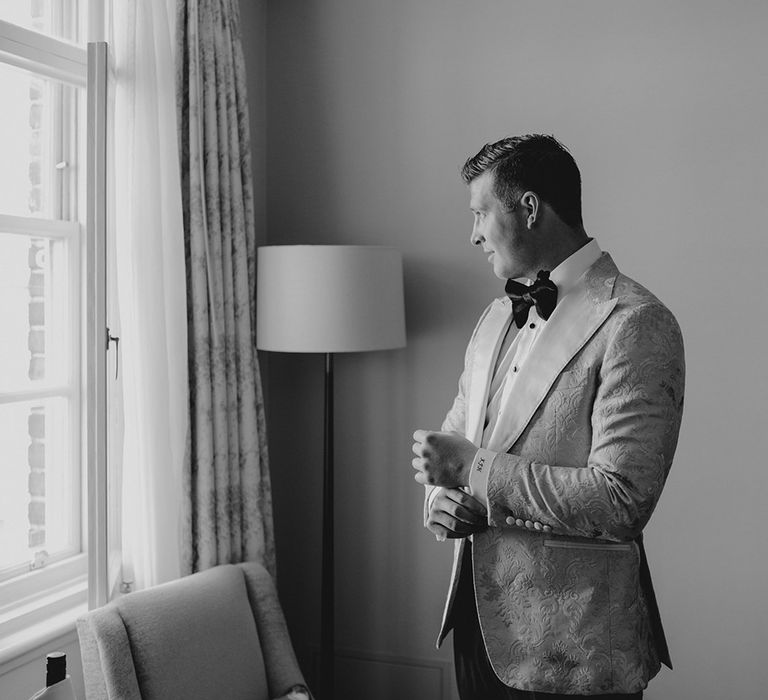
top-left (76, 562), bottom-right (311, 700)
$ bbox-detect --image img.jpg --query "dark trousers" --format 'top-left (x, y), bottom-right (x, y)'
top-left (452, 543), bottom-right (643, 700)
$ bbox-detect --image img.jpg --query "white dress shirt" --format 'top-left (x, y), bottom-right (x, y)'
top-left (467, 238), bottom-right (603, 510)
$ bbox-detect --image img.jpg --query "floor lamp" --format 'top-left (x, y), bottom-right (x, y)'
top-left (256, 245), bottom-right (406, 700)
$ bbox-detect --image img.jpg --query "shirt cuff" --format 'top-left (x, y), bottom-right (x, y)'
top-left (427, 486), bottom-right (441, 513)
top-left (468, 448), bottom-right (494, 516)
top-left (424, 486), bottom-right (443, 527)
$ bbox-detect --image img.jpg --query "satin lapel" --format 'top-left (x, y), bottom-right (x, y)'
top-left (487, 279), bottom-right (618, 454)
top-left (465, 299), bottom-right (515, 445)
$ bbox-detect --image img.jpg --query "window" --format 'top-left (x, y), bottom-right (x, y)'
top-left (0, 5), bottom-right (89, 652)
top-left (0, 0), bottom-right (84, 42)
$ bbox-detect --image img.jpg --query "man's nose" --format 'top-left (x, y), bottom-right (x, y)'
top-left (470, 223), bottom-right (483, 246)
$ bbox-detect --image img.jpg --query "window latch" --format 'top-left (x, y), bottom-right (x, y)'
top-left (106, 327), bottom-right (120, 380)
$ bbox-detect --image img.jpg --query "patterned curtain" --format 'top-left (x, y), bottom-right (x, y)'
top-left (175, 0), bottom-right (275, 576)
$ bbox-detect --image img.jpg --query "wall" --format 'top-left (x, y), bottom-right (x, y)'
top-left (250, 1), bottom-right (768, 698)
top-left (239, 0), bottom-right (268, 249)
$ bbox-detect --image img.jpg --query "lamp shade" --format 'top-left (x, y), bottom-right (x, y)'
top-left (256, 245), bottom-right (406, 353)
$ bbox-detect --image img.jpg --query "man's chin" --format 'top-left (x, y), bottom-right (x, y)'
top-left (492, 263), bottom-right (511, 280)
top-left (494, 262), bottom-right (528, 282)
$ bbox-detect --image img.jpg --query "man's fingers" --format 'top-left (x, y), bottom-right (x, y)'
top-left (413, 429), bottom-right (429, 443)
top-left (412, 458), bottom-right (429, 485)
top-left (430, 494), bottom-right (486, 525)
top-left (444, 501), bottom-right (485, 525)
top-left (432, 491), bottom-right (482, 524)
top-left (413, 468), bottom-right (433, 486)
top-left (427, 509), bottom-right (488, 539)
top-left (426, 521), bottom-right (448, 540)
top-left (441, 488), bottom-right (487, 517)
top-left (453, 503), bottom-right (486, 525)
top-left (428, 511), bottom-right (474, 536)
top-left (426, 522), bottom-right (461, 540)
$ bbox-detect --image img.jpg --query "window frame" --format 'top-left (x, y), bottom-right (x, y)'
top-left (0, 13), bottom-right (102, 663)
top-left (0, 19), bottom-right (86, 86)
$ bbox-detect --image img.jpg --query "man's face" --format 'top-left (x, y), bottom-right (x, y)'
top-left (468, 170), bottom-right (532, 280)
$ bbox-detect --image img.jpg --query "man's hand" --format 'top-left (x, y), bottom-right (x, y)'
top-left (427, 488), bottom-right (488, 540)
top-left (412, 429), bottom-right (477, 488)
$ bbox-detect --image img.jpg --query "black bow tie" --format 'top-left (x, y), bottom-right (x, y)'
top-left (505, 271), bottom-right (558, 328)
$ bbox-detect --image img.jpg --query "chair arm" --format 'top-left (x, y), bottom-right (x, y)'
top-left (238, 563), bottom-right (309, 698)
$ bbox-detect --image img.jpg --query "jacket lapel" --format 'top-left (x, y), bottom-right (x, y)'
top-left (487, 253), bottom-right (620, 453)
top-left (465, 299), bottom-right (515, 445)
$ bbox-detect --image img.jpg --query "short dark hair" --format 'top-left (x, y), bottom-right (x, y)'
top-left (461, 134), bottom-right (583, 227)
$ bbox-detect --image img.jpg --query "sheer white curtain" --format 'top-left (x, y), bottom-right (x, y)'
top-left (106, 0), bottom-right (188, 592)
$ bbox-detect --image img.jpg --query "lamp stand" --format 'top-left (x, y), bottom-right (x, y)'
top-left (321, 352), bottom-right (335, 700)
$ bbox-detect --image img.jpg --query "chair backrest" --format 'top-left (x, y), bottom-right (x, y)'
top-left (77, 564), bottom-right (287, 700)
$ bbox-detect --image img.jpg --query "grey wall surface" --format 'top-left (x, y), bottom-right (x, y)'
top-left (245, 1), bottom-right (768, 697)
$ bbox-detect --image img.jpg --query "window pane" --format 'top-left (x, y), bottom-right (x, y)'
top-left (0, 1), bottom-right (85, 601)
top-left (0, 0), bottom-right (80, 42)
top-left (0, 62), bottom-right (79, 220)
top-left (0, 232), bottom-right (70, 391)
top-left (0, 397), bottom-right (78, 579)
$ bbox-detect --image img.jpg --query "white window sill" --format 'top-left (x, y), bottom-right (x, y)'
top-left (0, 556), bottom-right (88, 673)
top-left (0, 598), bottom-right (86, 674)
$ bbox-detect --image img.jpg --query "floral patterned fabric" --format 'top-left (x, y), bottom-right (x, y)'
top-left (428, 253), bottom-right (685, 694)
top-left (176, 0), bottom-right (275, 576)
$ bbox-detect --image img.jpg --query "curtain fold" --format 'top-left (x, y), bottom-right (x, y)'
top-left (108, 0), bottom-right (189, 592)
top-left (176, 0), bottom-right (274, 576)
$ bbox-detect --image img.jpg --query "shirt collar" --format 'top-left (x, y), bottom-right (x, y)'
top-left (514, 238), bottom-right (602, 323)
top-left (548, 237), bottom-right (602, 300)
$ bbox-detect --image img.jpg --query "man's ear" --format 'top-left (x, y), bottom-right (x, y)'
top-left (520, 191), bottom-right (539, 229)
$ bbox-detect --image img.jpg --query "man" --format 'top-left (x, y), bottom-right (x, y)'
top-left (412, 135), bottom-right (684, 699)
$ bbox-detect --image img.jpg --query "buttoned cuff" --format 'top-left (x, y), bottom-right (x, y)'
top-left (424, 486), bottom-right (442, 527)
top-left (426, 486), bottom-right (441, 515)
top-left (468, 448), bottom-right (494, 519)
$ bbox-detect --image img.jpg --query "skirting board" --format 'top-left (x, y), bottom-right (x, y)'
top-left (309, 646), bottom-right (454, 700)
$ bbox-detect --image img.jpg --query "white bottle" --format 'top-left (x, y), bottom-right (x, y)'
top-left (28, 652), bottom-right (77, 700)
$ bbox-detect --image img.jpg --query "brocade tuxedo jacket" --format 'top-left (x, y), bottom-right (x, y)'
top-left (425, 252), bottom-right (685, 695)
